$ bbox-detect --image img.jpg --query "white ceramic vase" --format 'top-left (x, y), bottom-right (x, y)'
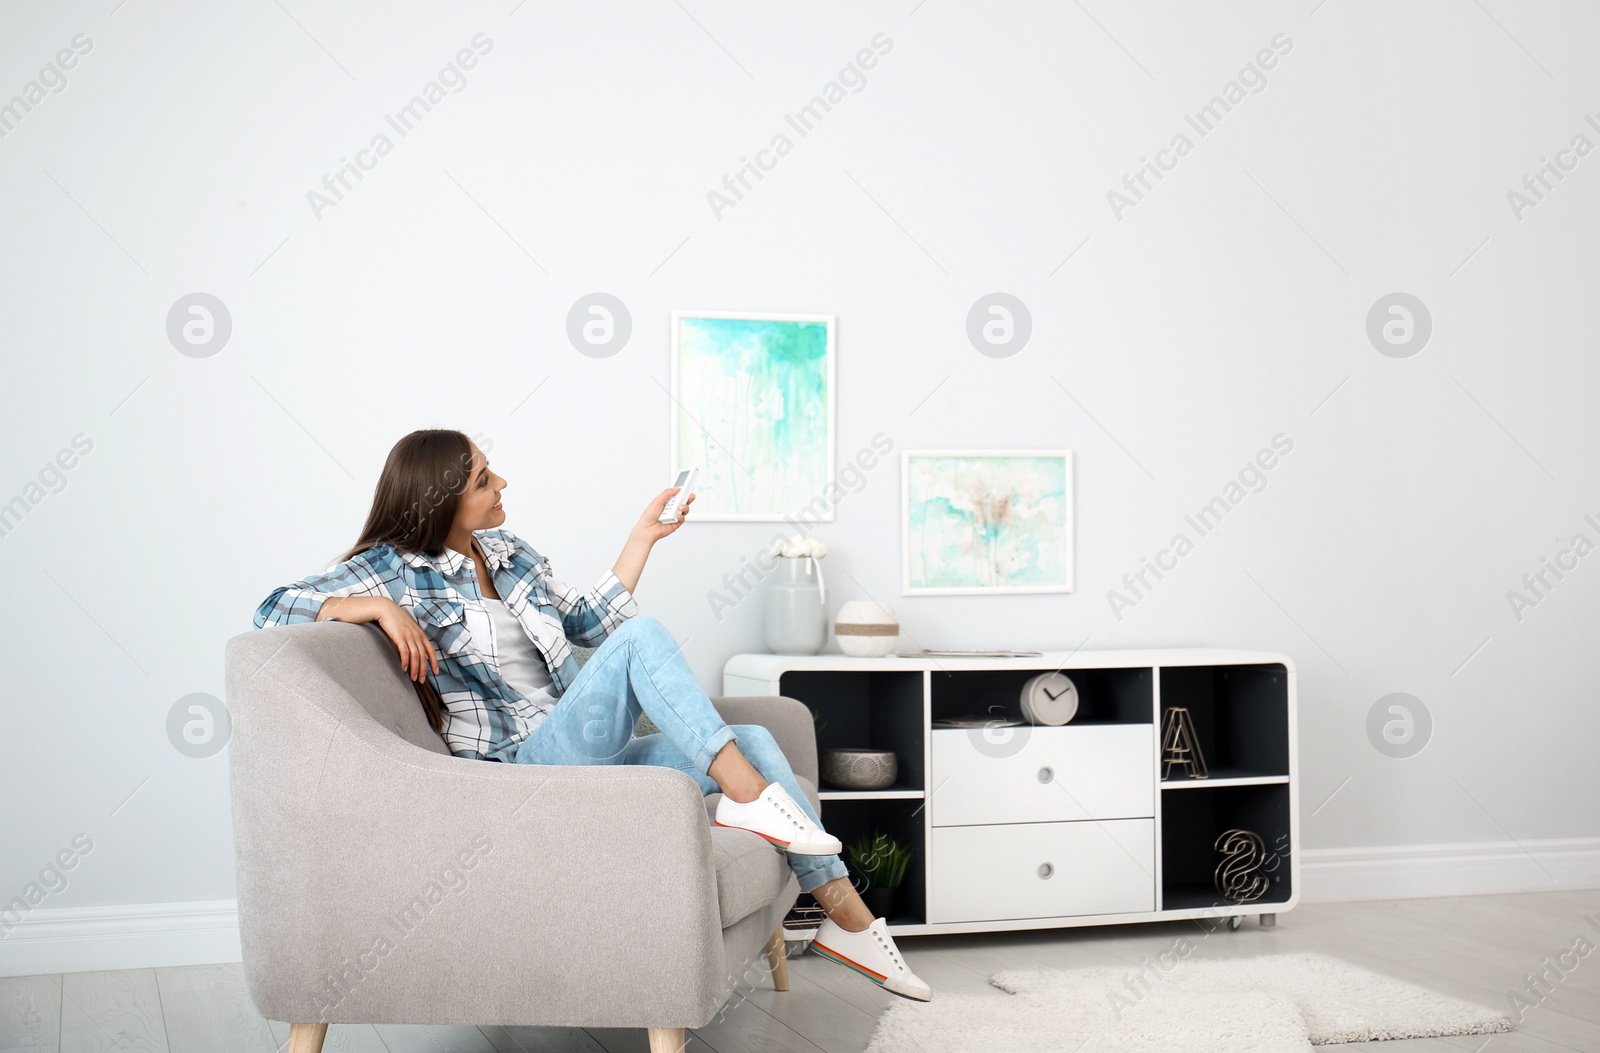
top-left (764, 556), bottom-right (826, 655)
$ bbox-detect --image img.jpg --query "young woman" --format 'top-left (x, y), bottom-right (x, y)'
top-left (253, 429), bottom-right (932, 1002)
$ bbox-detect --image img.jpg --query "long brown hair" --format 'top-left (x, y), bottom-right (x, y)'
top-left (341, 429), bottom-right (480, 735)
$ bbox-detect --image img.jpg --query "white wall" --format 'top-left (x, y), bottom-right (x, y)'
top-left (2, 0), bottom-right (1598, 952)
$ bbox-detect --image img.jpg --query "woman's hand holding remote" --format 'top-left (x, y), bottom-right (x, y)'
top-left (316, 596), bottom-right (440, 682)
top-left (636, 486), bottom-right (696, 542)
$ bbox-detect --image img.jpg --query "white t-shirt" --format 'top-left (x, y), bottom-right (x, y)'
top-left (467, 596), bottom-right (560, 718)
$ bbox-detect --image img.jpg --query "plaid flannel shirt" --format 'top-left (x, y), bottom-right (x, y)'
top-left (252, 527), bottom-right (639, 761)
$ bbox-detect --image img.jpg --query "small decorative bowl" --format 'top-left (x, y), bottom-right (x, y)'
top-left (820, 747), bottom-right (898, 791)
top-left (834, 600), bottom-right (899, 658)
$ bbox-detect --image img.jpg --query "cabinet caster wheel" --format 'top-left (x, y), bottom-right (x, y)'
top-left (1228, 915), bottom-right (1243, 931)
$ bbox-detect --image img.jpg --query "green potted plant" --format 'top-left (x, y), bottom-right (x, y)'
top-left (847, 832), bottom-right (912, 920)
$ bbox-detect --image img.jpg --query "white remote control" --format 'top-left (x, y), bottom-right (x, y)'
top-left (658, 467), bottom-right (698, 523)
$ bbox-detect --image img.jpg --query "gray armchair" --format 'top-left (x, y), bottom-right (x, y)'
top-left (224, 620), bottom-right (821, 1053)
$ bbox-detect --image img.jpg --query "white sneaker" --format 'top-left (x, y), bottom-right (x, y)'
top-left (811, 916), bottom-right (933, 1001)
top-left (713, 782), bottom-right (843, 855)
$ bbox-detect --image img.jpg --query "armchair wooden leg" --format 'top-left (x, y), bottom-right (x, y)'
top-left (647, 1026), bottom-right (687, 1052)
top-left (287, 1022), bottom-right (328, 1053)
top-left (765, 925), bottom-right (790, 992)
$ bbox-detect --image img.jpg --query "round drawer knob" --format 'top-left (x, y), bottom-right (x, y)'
top-left (1038, 862), bottom-right (1054, 879)
top-left (1037, 766), bottom-right (1054, 784)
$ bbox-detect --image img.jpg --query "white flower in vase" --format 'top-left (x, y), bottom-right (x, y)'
top-left (767, 535), bottom-right (828, 559)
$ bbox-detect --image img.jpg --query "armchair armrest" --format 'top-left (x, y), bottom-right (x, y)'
top-left (226, 629), bottom-right (735, 1029)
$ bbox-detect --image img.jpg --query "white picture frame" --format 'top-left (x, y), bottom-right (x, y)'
top-left (669, 310), bottom-right (837, 522)
top-left (901, 449), bottom-right (1075, 595)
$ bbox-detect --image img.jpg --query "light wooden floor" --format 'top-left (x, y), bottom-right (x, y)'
top-left (3, 890), bottom-right (1597, 1053)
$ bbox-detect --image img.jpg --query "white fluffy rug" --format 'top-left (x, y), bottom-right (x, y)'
top-left (864, 951), bottom-right (1513, 1053)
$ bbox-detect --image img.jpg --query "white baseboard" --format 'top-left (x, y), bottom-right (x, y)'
top-left (3, 839), bottom-right (1597, 977)
top-left (0, 900), bottom-right (239, 978)
top-left (1300, 837), bottom-right (1600, 903)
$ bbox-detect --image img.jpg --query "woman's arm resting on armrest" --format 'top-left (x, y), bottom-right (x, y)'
top-left (316, 595), bottom-right (387, 623)
top-left (253, 550), bottom-right (397, 627)
top-left (252, 550), bottom-right (436, 681)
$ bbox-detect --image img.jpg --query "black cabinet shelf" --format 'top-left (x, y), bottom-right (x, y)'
top-left (1159, 664), bottom-right (1289, 778)
top-left (932, 666), bottom-right (1153, 725)
top-left (1161, 781), bottom-right (1293, 909)
top-left (1161, 882), bottom-right (1292, 912)
top-left (1161, 768), bottom-right (1290, 788)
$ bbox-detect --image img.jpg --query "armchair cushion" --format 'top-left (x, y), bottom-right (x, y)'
top-left (708, 828), bottom-right (790, 928)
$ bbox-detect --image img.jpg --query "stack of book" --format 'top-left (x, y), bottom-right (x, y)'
top-left (893, 649), bottom-right (1043, 658)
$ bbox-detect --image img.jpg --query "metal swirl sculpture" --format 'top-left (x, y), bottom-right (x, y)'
top-left (1213, 828), bottom-right (1271, 904)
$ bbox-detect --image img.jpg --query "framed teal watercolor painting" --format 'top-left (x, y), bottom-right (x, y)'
top-left (670, 310), bottom-right (836, 522)
top-left (901, 450), bottom-right (1074, 594)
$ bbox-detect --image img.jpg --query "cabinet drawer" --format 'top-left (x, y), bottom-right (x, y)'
top-left (931, 724), bottom-right (1153, 826)
top-left (927, 819), bottom-right (1155, 923)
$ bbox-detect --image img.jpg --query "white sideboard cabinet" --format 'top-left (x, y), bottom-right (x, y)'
top-left (723, 649), bottom-right (1298, 936)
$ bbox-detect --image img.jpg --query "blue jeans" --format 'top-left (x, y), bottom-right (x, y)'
top-left (511, 615), bottom-right (849, 895)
